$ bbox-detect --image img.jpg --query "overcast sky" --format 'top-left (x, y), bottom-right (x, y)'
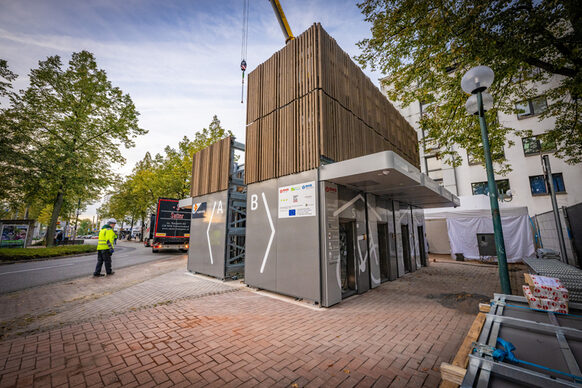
top-left (0, 0), bottom-right (383, 220)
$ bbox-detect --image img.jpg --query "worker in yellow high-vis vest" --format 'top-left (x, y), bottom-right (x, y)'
top-left (94, 218), bottom-right (117, 277)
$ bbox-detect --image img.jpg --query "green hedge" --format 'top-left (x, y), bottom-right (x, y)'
top-left (0, 245), bottom-right (97, 261)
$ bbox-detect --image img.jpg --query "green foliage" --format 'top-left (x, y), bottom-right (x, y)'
top-left (0, 51), bottom-right (146, 245)
top-left (0, 60), bottom-right (23, 207)
top-left (77, 219), bottom-right (92, 236)
top-left (99, 115), bottom-right (232, 237)
top-left (0, 59), bottom-right (17, 100)
top-left (0, 244), bottom-right (96, 261)
top-left (357, 0), bottom-right (582, 169)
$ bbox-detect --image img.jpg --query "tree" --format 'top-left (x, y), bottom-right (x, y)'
top-left (0, 59), bottom-right (17, 99)
top-left (153, 115), bottom-right (232, 199)
top-left (77, 219), bottom-right (92, 236)
top-left (14, 51), bottom-right (146, 246)
top-left (0, 59), bottom-right (24, 207)
top-left (99, 115), bottom-right (232, 240)
top-left (356, 0), bottom-right (582, 169)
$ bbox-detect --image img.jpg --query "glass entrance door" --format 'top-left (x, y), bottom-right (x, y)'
top-left (378, 222), bottom-right (391, 282)
top-left (402, 224), bottom-right (411, 273)
top-left (418, 226), bottom-right (427, 267)
top-left (339, 220), bottom-right (357, 297)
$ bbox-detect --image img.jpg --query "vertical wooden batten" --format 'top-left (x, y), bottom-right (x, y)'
top-left (244, 23), bottom-right (420, 185)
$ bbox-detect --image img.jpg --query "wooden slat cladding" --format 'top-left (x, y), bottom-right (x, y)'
top-left (190, 136), bottom-right (231, 197)
top-left (245, 91), bottom-right (320, 185)
top-left (245, 121), bottom-right (259, 185)
top-left (245, 23), bottom-right (420, 185)
top-left (277, 101), bottom-right (296, 177)
top-left (246, 66), bottom-right (261, 124)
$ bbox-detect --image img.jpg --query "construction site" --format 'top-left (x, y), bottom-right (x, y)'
top-left (174, 4), bottom-right (582, 387)
top-left (179, 22), bottom-right (455, 305)
top-left (1, 2), bottom-right (582, 388)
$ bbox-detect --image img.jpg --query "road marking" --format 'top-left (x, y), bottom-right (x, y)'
top-left (0, 262), bottom-right (76, 276)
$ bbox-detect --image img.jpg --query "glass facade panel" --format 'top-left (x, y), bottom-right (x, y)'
top-left (497, 179), bottom-right (510, 194)
top-left (471, 182), bottom-right (488, 195)
top-left (516, 97), bottom-right (547, 118)
top-left (516, 101), bottom-right (531, 118)
top-left (529, 175), bottom-right (547, 194)
top-left (531, 97), bottom-right (547, 115)
top-left (522, 137), bottom-right (541, 155)
top-left (529, 173), bottom-right (566, 195)
top-left (522, 135), bottom-right (556, 155)
top-left (553, 173), bottom-right (566, 192)
top-left (471, 179), bottom-right (510, 195)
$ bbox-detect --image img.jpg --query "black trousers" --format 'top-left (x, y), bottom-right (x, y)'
top-left (94, 250), bottom-right (112, 275)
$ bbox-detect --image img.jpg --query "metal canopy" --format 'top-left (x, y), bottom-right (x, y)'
top-left (319, 151), bottom-right (459, 208)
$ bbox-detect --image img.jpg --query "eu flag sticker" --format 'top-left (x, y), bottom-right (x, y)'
top-left (289, 209), bottom-right (296, 216)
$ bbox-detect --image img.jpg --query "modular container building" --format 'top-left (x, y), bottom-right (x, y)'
top-left (180, 24), bottom-right (458, 306)
top-left (244, 151), bottom-right (457, 307)
top-left (241, 24), bottom-right (457, 306)
top-left (179, 137), bottom-right (247, 280)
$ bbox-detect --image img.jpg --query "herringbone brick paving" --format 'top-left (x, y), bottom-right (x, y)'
top-left (0, 255), bottom-right (187, 323)
top-left (0, 256), bottom-right (189, 339)
top-left (0, 261), bottom-right (517, 387)
top-left (36, 270), bottom-right (237, 329)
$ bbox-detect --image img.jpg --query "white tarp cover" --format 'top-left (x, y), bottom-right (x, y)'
top-left (425, 195), bottom-right (535, 262)
top-left (425, 219), bottom-right (451, 254)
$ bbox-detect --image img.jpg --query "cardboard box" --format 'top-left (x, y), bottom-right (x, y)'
top-left (524, 273), bottom-right (569, 302)
top-left (522, 285), bottom-right (568, 314)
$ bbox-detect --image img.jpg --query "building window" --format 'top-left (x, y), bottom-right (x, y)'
top-left (529, 173), bottom-right (566, 195)
top-left (425, 155), bottom-right (444, 185)
top-left (522, 135), bottom-right (556, 156)
top-left (516, 96), bottom-right (547, 119)
top-left (471, 179), bottom-right (510, 196)
top-left (511, 67), bottom-right (542, 83)
top-left (467, 148), bottom-right (505, 166)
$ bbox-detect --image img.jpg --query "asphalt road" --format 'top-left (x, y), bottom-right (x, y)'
top-left (0, 240), bottom-right (187, 294)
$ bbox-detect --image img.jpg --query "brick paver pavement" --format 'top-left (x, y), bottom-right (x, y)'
top-left (0, 261), bottom-right (518, 387)
top-left (0, 256), bottom-right (189, 339)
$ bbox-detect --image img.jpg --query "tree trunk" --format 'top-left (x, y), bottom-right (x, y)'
top-left (72, 198), bottom-right (81, 240)
top-left (45, 191), bottom-right (65, 247)
top-left (140, 216), bottom-right (145, 242)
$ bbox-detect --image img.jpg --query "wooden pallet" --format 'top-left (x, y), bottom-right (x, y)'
top-left (439, 303), bottom-right (490, 387)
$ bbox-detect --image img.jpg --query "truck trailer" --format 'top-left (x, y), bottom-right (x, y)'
top-left (149, 198), bottom-right (191, 253)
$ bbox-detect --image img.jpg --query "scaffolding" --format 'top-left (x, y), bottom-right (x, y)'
top-left (225, 140), bottom-right (246, 278)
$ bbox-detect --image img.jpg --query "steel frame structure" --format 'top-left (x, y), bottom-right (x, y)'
top-left (462, 293), bottom-right (582, 387)
top-left (224, 141), bottom-right (246, 278)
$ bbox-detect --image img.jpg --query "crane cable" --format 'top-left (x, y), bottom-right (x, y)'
top-left (240, 0), bottom-right (249, 103)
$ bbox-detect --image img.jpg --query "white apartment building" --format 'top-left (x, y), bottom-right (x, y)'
top-left (382, 78), bottom-right (582, 216)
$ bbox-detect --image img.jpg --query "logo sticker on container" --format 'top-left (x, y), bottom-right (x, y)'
top-left (278, 181), bottom-right (316, 218)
